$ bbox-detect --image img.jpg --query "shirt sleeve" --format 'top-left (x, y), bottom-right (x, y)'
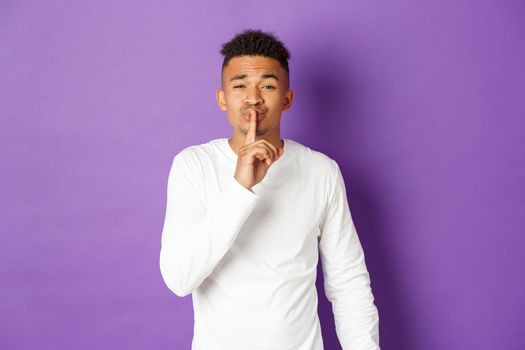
top-left (318, 159), bottom-right (380, 349)
top-left (159, 152), bottom-right (260, 297)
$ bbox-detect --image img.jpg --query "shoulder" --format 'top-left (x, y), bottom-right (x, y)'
top-left (170, 138), bottom-right (224, 176)
top-left (287, 138), bottom-right (339, 176)
top-left (287, 139), bottom-right (343, 211)
top-left (174, 138), bottom-right (221, 160)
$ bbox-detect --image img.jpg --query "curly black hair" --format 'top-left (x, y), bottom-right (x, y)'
top-left (219, 29), bottom-right (291, 86)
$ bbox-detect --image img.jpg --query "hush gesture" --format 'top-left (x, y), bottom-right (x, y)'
top-left (234, 109), bottom-right (284, 190)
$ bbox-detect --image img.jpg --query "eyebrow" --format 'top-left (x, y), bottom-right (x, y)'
top-left (229, 73), bottom-right (279, 82)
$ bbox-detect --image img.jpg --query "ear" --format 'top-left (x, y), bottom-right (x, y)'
top-left (283, 89), bottom-right (295, 111)
top-left (216, 88), bottom-right (227, 111)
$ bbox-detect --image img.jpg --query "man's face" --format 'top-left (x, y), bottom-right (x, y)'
top-left (216, 55), bottom-right (294, 140)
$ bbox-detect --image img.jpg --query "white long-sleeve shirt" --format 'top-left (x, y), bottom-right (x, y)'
top-left (159, 137), bottom-right (380, 349)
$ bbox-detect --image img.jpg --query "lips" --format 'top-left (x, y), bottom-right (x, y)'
top-left (243, 110), bottom-right (266, 122)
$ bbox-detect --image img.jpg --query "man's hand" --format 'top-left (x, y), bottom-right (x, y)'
top-left (234, 109), bottom-right (284, 190)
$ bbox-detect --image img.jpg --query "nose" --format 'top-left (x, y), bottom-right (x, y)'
top-left (244, 86), bottom-right (263, 106)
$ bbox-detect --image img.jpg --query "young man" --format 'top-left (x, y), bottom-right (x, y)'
top-left (159, 29), bottom-right (380, 350)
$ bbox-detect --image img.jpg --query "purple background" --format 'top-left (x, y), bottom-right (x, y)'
top-left (1, 1), bottom-right (524, 349)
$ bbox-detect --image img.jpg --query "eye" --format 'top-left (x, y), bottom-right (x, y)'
top-left (263, 85), bottom-right (276, 90)
top-left (233, 85), bottom-right (245, 89)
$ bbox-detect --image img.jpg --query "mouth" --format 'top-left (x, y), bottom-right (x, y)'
top-left (243, 110), bottom-right (266, 122)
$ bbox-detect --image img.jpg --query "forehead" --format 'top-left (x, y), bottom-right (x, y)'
top-left (223, 55), bottom-right (284, 78)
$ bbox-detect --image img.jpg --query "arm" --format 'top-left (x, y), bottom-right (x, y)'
top-left (319, 160), bottom-right (380, 349)
top-left (159, 152), bottom-right (260, 297)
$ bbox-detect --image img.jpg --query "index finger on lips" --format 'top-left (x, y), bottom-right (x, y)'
top-left (244, 109), bottom-right (257, 145)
